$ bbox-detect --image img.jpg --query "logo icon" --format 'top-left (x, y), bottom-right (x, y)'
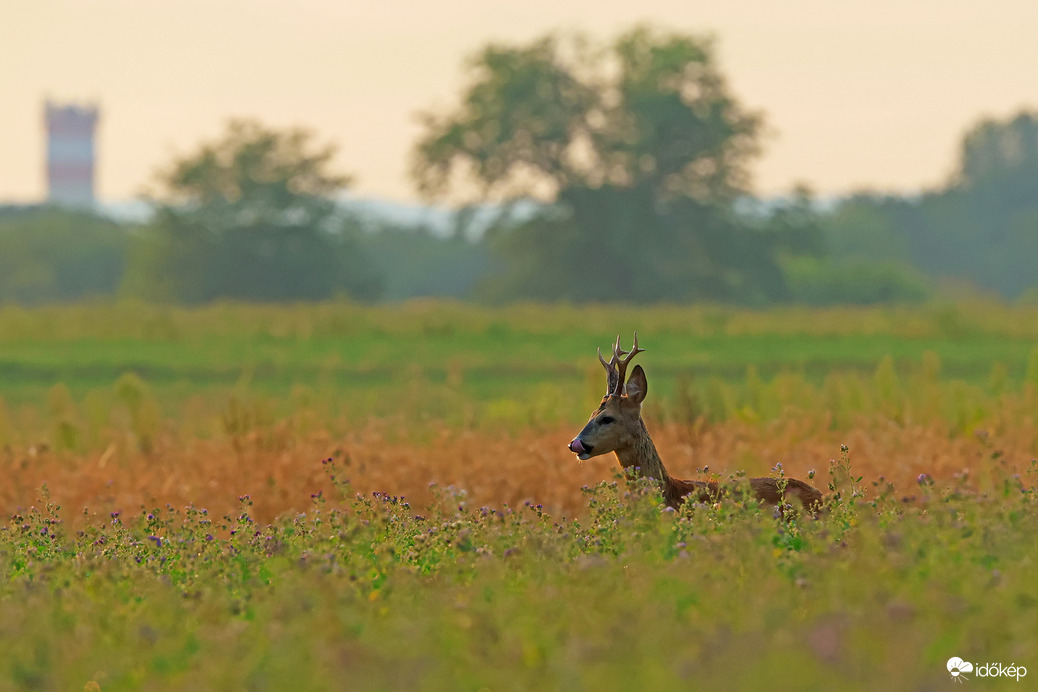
top-left (948, 657), bottom-right (974, 682)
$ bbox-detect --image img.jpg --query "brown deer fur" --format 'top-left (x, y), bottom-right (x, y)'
top-left (568, 335), bottom-right (823, 512)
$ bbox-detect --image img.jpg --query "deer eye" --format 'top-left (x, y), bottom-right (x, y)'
top-left (598, 415), bottom-right (615, 425)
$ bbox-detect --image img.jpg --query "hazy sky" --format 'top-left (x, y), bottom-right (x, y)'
top-left (3, 0), bottom-right (1037, 204)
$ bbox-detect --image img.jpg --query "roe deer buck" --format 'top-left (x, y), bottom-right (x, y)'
top-left (568, 333), bottom-right (823, 512)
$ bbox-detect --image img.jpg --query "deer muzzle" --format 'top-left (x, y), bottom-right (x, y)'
top-left (568, 438), bottom-right (592, 460)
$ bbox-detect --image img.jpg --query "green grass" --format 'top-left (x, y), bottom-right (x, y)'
top-left (3, 300), bottom-right (1038, 445)
top-left (3, 458), bottom-right (1035, 691)
top-left (4, 302), bottom-right (1038, 393)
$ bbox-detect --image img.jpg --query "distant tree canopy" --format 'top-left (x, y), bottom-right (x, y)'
top-left (820, 110), bottom-right (1038, 301)
top-left (359, 223), bottom-right (491, 301)
top-left (7, 69), bottom-right (1036, 308)
top-left (957, 111), bottom-right (1038, 193)
top-left (0, 207), bottom-right (128, 304)
top-left (413, 27), bottom-right (809, 303)
top-left (129, 119), bottom-right (381, 303)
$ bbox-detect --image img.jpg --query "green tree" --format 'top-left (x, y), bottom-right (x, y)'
top-left (413, 27), bottom-right (796, 303)
top-left (957, 111), bottom-right (1038, 194)
top-left (358, 222), bottom-right (491, 300)
top-left (830, 110), bottom-right (1038, 300)
top-left (0, 206), bottom-right (129, 304)
top-left (129, 119), bottom-right (381, 303)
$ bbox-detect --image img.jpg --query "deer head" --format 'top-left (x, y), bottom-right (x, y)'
top-left (566, 333), bottom-right (824, 511)
top-left (568, 333), bottom-right (648, 461)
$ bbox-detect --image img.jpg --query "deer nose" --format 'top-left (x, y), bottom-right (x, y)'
top-left (568, 438), bottom-right (587, 454)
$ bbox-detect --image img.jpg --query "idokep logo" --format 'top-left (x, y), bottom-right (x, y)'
top-left (947, 657), bottom-right (973, 681)
top-left (947, 657), bottom-right (1028, 683)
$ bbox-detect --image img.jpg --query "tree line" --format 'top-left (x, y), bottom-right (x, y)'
top-left (2, 27), bottom-right (1037, 306)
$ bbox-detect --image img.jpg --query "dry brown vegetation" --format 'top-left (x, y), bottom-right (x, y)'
top-left (5, 413), bottom-right (1033, 525)
top-left (4, 301), bottom-right (1038, 525)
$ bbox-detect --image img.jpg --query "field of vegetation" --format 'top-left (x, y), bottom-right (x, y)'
top-left (1, 301), bottom-right (1036, 690)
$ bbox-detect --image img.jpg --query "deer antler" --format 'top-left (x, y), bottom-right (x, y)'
top-left (599, 332), bottom-right (644, 397)
top-left (598, 343), bottom-right (619, 396)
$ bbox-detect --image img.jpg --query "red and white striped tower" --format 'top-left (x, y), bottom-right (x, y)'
top-left (44, 100), bottom-right (99, 208)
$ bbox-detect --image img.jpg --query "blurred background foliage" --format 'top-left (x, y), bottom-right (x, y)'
top-left (2, 28), bottom-right (1038, 307)
top-left (125, 119), bottom-right (383, 304)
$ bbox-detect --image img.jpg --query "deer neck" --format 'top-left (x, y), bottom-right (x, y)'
top-left (614, 419), bottom-right (671, 483)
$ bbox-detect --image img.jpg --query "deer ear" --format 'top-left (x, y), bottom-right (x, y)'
top-left (625, 365), bottom-right (648, 404)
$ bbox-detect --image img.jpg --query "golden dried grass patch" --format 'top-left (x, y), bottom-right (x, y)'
top-left (4, 415), bottom-right (1034, 525)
